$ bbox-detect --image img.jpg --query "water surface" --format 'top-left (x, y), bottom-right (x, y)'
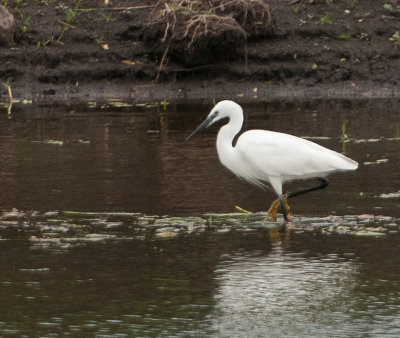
top-left (0, 99), bottom-right (400, 336)
top-left (1, 99), bottom-right (399, 217)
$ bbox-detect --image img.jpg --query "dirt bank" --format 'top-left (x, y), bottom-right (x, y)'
top-left (1, 0), bottom-right (400, 104)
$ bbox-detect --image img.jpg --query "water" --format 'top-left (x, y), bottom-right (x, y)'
top-left (1, 99), bottom-right (399, 217)
top-left (1, 230), bottom-right (400, 336)
top-left (0, 99), bottom-right (400, 336)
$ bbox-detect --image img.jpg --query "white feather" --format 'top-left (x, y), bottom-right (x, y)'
top-left (205, 100), bottom-right (358, 197)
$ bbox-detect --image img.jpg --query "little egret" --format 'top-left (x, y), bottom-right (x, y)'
top-left (185, 100), bottom-right (358, 221)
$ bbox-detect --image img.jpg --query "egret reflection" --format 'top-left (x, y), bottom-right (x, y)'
top-left (211, 244), bottom-right (357, 336)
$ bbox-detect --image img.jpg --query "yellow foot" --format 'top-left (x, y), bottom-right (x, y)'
top-left (267, 195), bottom-right (292, 221)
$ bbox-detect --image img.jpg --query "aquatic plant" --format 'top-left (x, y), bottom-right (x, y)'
top-left (162, 98), bottom-right (168, 110)
top-left (1, 78), bottom-right (13, 115)
top-left (341, 119), bottom-right (349, 153)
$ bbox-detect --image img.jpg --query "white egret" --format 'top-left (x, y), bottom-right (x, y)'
top-left (185, 100), bottom-right (358, 221)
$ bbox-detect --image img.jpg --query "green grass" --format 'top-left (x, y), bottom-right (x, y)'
top-left (93, 14), bottom-right (116, 22)
top-left (390, 32), bottom-right (400, 47)
top-left (57, 0), bottom-right (82, 42)
top-left (320, 14), bottom-right (333, 25)
top-left (337, 34), bottom-right (351, 41)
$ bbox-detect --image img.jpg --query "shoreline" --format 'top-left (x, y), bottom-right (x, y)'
top-left (3, 81), bottom-right (400, 107)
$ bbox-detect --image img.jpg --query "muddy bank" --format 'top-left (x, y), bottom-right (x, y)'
top-left (1, 0), bottom-right (400, 104)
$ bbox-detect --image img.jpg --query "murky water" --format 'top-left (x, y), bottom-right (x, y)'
top-left (1, 99), bottom-right (400, 336)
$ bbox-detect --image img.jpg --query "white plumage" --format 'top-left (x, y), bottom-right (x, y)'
top-left (186, 100), bottom-right (358, 220)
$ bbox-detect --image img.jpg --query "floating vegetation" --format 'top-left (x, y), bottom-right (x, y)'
top-left (106, 100), bottom-right (134, 108)
top-left (1, 78), bottom-right (13, 115)
top-left (85, 100), bottom-right (166, 110)
top-left (379, 191), bottom-right (400, 199)
top-left (87, 101), bottom-right (97, 108)
top-left (134, 102), bottom-right (159, 108)
top-left (351, 137), bottom-right (400, 143)
top-left (301, 136), bottom-right (331, 140)
top-left (363, 158), bottom-right (389, 166)
top-left (30, 140), bottom-right (64, 146)
top-left (353, 138), bottom-right (382, 143)
top-left (0, 210), bottom-right (399, 250)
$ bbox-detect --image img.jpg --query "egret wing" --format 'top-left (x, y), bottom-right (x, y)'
top-left (236, 130), bottom-right (357, 179)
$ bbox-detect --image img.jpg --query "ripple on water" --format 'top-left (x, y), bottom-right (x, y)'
top-left (210, 250), bottom-right (400, 337)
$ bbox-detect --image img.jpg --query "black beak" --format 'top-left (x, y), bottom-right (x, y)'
top-left (185, 114), bottom-right (215, 142)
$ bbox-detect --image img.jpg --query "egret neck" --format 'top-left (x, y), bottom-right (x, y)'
top-left (216, 104), bottom-right (244, 155)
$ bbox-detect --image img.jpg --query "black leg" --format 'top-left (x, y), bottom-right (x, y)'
top-left (287, 177), bottom-right (329, 199)
top-left (270, 177), bottom-right (329, 224)
top-left (279, 195), bottom-right (290, 222)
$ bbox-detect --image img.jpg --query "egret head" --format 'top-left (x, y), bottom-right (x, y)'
top-left (185, 100), bottom-right (242, 142)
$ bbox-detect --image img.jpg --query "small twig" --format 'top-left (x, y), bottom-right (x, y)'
top-left (161, 3), bottom-right (177, 42)
top-left (162, 20), bottom-right (170, 41)
top-left (244, 38), bottom-right (248, 71)
top-left (7, 84), bottom-right (12, 104)
top-left (185, 14), bottom-right (215, 47)
top-left (79, 5), bottom-right (155, 11)
top-left (58, 20), bottom-right (75, 28)
top-left (155, 44), bottom-right (170, 83)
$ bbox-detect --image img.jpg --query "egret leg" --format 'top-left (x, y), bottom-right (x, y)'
top-left (279, 195), bottom-right (293, 222)
top-left (267, 177), bottom-right (329, 221)
top-left (287, 177), bottom-right (329, 198)
top-left (267, 198), bottom-right (280, 220)
top-left (267, 194), bottom-right (292, 221)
